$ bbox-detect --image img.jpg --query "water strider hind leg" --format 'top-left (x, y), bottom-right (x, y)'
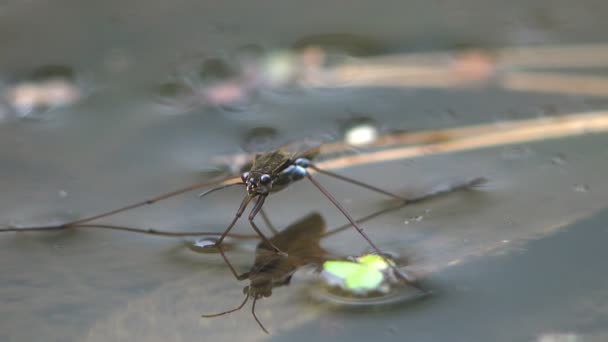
top-left (322, 176), bottom-right (487, 238)
top-left (213, 194), bottom-right (253, 246)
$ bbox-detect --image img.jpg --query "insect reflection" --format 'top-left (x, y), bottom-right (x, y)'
top-left (201, 212), bottom-right (329, 334)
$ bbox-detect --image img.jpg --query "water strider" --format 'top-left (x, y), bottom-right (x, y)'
top-left (197, 141), bottom-right (484, 290)
top-left (1, 174), bottom-right (483, 334)
top-left (1, 140), bottom-right (485, 291)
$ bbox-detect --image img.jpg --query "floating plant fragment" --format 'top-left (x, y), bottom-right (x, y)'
top-left (321, 254), bottom-right (410, 295)
top-left (310, 253), bottom-right (425, 307)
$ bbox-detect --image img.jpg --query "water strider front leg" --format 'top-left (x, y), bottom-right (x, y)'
top-left (248, 195), bottom-right (287, 256)
top-left (259, 208), bottom-right (278, 235)
top-left (213, 194), bottom-right (253, 246)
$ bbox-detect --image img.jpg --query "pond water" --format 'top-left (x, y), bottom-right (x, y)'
top-left (2, 1), bottom-right (608, 341)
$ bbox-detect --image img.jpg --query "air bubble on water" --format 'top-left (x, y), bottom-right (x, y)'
top-left (186, 237), bottom-right (237, 254)
top-left (192, 238), bottom-right (218, 248)
top-left (344, 123), bottom-right (378, 146)
top-left (339, 116), bottom-right (379, 146)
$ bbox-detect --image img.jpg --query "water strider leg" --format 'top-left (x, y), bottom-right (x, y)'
top-left (308, 163), bottom-right (407, 201)
top-left (248, 196), bottom-right (286, 255)
top-left (214, 194), bottom-right (254, 246)
top-left (215, 242), bottom-right (251, 280)
top-left (259, 208), bottom-right (279, 235)
top-left (251, 297), bottom-right (269, 334)
top-left (10, 176), bottom-right (237, 231)
top-left (322, 176), bottom-right (487, 238)
top-left (0, 222), bottom-right (259, 240)
top-left (198, 182), bottom-right (244, 199)
top-left (305, 173), bottom-right (426, 291)
top-left (201, 292), bottom-right (250, 318)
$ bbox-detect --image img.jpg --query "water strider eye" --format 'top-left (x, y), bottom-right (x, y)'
top-left (260, 174), bottom-right (271, 184)
top-left (241, 172), bottom-right (250, 182)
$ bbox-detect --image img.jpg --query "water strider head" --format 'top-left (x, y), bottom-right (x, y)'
top-left (242, 171), bottom-right (273, 195)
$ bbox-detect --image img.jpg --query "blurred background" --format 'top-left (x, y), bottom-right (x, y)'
top-left (1, 1), bottom-right (608, 341)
